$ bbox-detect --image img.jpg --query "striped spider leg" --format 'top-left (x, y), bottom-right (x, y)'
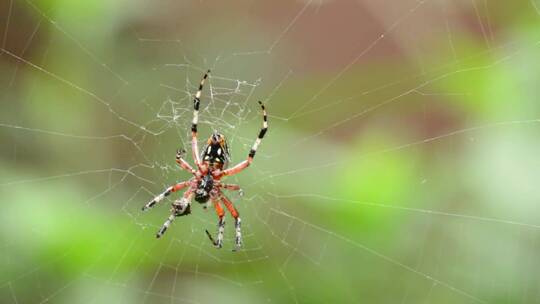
top-left (190, 70), bottom-right (210, 170)
top-left (142, 181), bottom-right (190, 211)
top-left (156, 188), bottom-right (194, 238)
top-left (222, 101), bottom-right (267, 177)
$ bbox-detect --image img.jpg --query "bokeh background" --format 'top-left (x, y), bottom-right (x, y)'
top-left (2, 0), bottom-right (540, 303)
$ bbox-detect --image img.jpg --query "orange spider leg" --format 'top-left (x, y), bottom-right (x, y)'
top-left (213, 199), bottom-right (225, 218)
top-left (175, 149), bottom-right (196, 174)
top-left (221, 183), bottom-right (244, 196)
top-left (221, 194), bottom-right (239, 218)
top-left (221, 184), bottom-right (241, 191)
top-left (205, 199), bottom-right (226, 248)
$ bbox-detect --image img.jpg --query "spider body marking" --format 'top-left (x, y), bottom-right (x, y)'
top-left (194, 173), bottom-right (214, 204)
top-left (142, 70), bottom-right (268, 251)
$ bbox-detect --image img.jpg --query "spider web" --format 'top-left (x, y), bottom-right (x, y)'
top-left (2, 0), bottom-right (540, 303)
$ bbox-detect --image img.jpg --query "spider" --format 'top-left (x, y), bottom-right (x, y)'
top-left (141, 70), bottom-right (268, 251)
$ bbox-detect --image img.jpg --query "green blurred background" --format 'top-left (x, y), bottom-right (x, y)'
top-left (2, 0), bottom-right (540, 303)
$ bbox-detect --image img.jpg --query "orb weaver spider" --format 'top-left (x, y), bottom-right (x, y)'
top-left (142, 70), bottom-right (268, 251)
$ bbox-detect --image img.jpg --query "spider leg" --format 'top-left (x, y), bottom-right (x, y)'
top-left (205, 198), bottom-right (225, 248)
top-left (221, 183), bottom-right (244, 196)
top-left (221, 194), bottom-right (242, 251)
top-left (156, 214), bottom-right (175, 239)
top-left (176, 149), bottom-right (196, 175)
top-left (223, 101), bottom-right (267, 177)
top-left (156, 191), bottom-right (193, 238)
top-left (191, 70), bottom-right (210, 168)
top-left (142, 181), bottom-right (189, 211)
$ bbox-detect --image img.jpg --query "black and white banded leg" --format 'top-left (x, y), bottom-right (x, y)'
top-left (205, 217), bottom-right (225, 248)
top-left (191, 70), bottom-right (210, 167)
top-left (215, 217), bottom-right (225, 248)
top-left (248, 101), bottom-right (268, 160)
top-left (223, 101), bottom-right (268, 176)
top-left (156, 197), bottom-right (191, 238)
top-left (142, 181), bottom-right (189, 211)
top-left (156, 214), bottom-right (176, 239)
top-left (233, 218), bottom-right (242, 252)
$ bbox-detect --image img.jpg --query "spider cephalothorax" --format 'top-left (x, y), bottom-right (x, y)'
top-left (194, 174), bottom-right (213, 203)
top-left (142, 70), bottom-right (268, 251)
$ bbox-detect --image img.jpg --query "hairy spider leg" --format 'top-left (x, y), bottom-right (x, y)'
top-left (191, 70), bottom-right (210, 169)
top-left (142, 181), bottom-right (190, 211)
top-left (156, 189), bottom-right (193, 238)
top-left (223, 101), bottom-right (267, 177)
top-left (221, 194), bottom-right (242, 250)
